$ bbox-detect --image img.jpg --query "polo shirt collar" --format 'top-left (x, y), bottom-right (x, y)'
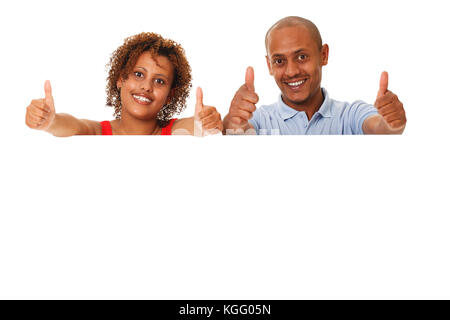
top-left (277, 95), bottom-right (298, 120)
top-left (277, 88), bottom-right (333, 120)
top-left (317, 88), bottom-right (333, 118)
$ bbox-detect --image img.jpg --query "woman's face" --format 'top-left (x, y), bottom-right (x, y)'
top-left (117, 52), bottom-right (174, 120)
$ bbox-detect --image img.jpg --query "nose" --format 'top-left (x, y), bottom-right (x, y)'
top-left (285, 60), bottom-right (301, 78)
top-left (141, 81), bottom-right (153, 93)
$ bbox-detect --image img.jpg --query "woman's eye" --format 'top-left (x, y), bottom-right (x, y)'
top-left (155, 79), bottom-right (165, 85)
top-left (134, 71), bottom-right (144, 78)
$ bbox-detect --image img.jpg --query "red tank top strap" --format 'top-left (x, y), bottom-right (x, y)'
top-left (161, 118), bottom-right (177, 135)
top-left (100, 121), bottom-right (113, 135)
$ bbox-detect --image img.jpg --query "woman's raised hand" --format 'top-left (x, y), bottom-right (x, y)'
top-left (194, 87), bottom-right (223, 136)
top-left (25, 80), bottom-right (56, 131)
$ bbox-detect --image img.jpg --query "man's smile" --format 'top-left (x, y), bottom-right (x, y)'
top-left (283, 78), bottom-right (308, 90)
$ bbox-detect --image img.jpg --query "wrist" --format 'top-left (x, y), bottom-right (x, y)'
top-left (44, 113), bottom-right (58, 134)
top-left (224, 114), bottom-right (249, 130)
top-left (377, 117), bottom-right (405, 134)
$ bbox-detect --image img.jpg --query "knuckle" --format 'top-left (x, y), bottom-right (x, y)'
top-left (232, 105), bottom-right (241, 113)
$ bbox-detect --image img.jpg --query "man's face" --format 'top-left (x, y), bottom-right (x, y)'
top-left (266, 26), bottom-right (328, 108)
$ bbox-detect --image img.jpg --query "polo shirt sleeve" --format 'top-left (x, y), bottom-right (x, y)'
top-left (346, 101), bottom-right (379, 134)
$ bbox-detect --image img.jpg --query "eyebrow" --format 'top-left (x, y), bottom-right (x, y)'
top-left (271, 48), bottom-right (307, 58)
top-left (135, 67), bottom-right (169, 79)
top-left (136, 66), bottom-right (147, 72)
top-left (154, 73), bottom-right (169, 80)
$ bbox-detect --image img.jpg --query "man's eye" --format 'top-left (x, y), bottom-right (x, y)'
top-left (274, 59), bottom-right (284, 65)
top-left (298, 54), bottom-right (307, 60)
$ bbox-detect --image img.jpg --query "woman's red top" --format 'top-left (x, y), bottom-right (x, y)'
top-left (100, 119), bottom-right (177, 135)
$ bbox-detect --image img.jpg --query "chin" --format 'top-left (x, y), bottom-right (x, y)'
top-left (124, 104), bottom-right (161, 120)
top-left (133, 111), bottom-right (160, 121)
top-left (283, 92), bottom-right (310, 105)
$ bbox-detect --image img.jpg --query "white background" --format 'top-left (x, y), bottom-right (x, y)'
top-left (1, 0), bottom-right (449, 299)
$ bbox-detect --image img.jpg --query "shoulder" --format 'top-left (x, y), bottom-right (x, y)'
top-left (79, 119), bottom-right (103, 135)
top-left (171, 117), bottom-right (194, 135)
top-left (249, 101), bottom-right (282, 130)
top-left (328, 96), bottom-right (376, 117)
top-left (253, 101), bottom-right (279, 119)
top-left (328, 96), bottom-right (378, 134)
top-left (258, 101), bottom-right (278, 113)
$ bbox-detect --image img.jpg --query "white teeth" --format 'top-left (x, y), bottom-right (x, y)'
top-left (287, 80), bottom-right (305, 86)
top-left (133, 95), bottom-right (151, 103)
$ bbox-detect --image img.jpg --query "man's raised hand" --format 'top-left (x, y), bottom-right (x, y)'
top-left (228, 66), bottom-right (259, 127)
top-left (374, 72), bottom-right (406, 130)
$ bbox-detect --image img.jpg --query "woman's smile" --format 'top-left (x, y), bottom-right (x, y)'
top-left (132, 93), bottom-right (153, 105)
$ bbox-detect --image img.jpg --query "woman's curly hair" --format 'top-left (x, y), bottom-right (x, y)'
top-left (106, 32), bottom-right (192, 127)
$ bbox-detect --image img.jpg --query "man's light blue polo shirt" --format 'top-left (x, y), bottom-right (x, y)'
top-left (249, 88), bottom-right (379, 135)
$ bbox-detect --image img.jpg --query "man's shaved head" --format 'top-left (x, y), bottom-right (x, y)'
top-left (265, 16), bottom-right (323, 53)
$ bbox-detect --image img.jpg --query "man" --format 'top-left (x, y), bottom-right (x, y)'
top-left (223, 16), bottom-right (406, 135)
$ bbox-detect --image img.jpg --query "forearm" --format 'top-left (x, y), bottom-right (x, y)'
top-left (45, 113), bottom-right (86, 137)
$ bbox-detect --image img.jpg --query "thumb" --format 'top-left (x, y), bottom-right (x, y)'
top-left (245, 66), bottom-right (255, 92)
top-left (195, 86), bottom-right (203, 117)
top-left (44, 80), bottom-right (54, 108)
top-left (377, 71), bottom-right (389, 99)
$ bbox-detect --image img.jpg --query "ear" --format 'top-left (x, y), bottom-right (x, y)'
top-left (266, 55), bottom-right (274, 76)
top-left (116, 78), bottom-right (123, 90)
top-left (321, 44), bottom-right (329, 66)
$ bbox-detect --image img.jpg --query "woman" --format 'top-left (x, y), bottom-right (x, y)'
top-left (25, 32), bottom-right (222, 136)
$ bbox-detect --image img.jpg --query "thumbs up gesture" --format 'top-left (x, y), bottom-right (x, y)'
top-left (194, 87), bottom-right (223, 136)
top-left (226, 67), bottom-right (259, 128)
top-left (374, 72), bottom-right (406, 130)
top-left (25, 80), bottom-right (56, 131)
